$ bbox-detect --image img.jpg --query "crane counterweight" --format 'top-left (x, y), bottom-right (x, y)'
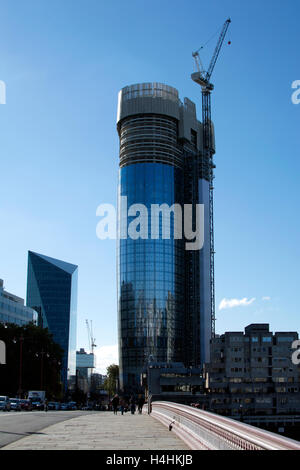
top-left (191, 72), bottom-right (214, 90)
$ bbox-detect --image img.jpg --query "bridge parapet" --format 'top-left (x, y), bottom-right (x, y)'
top-left (148, 401), bottom-right (300, 450)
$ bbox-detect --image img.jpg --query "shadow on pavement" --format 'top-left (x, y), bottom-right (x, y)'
top-left (0, 430), bottom-right (46, 436)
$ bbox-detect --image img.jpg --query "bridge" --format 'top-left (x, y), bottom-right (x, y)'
top-left (149, 402), bottom-right (300, 450)
top-left (1, 403), bottom-right (300, 450)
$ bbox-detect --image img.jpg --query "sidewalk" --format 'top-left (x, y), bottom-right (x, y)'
top-left (2, 411), bottom-right (188, 450)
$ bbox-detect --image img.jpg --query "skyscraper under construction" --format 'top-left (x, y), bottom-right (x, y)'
top-left (117, 83), bottom-right (215, 391)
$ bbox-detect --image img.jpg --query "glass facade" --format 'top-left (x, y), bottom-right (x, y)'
top-left (118, 163), bottom-right (185, 388)
top-left (26, 251), bottom-right (78, 392)
top-left (117, 83), bottom-right (213, 392)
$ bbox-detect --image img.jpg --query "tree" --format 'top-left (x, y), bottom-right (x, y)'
top-left (0, 323), bottom-right (64, 399)
top-left (103, 364), bottom-right (119, 398)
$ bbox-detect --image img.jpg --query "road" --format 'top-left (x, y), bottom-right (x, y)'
top-left (0, 411), bottom-right (95, 448)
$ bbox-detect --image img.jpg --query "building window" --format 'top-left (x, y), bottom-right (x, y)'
top-left (277, 336), bottom-right (295, 343)
top-left (191, 129), bottom-right (197, 147)
top-left (230, 336), bottom-right (243, 342)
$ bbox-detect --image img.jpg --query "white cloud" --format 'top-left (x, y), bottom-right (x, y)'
top-left (93, 344), bottom-right (119, 375)
top-left (219, 297), bottom-right (256, 310)
top-left (262, 296), bottom-right (271, 301)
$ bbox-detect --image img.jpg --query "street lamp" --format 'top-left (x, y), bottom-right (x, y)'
top-left (240, 403), bottom-right (244, 422)
top-left (50, 358), bottom-right (61, 400)
top-left (147, 354), bottom-right (154, 414)
top-left (35, 350), bottom-right (50, 390)
top-left (13, 335), bottom-right (24, 398)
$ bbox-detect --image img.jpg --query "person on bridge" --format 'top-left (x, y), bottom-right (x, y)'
top-left (137, 395), bottom-right (145, 414)
top-left (112, 394), bottom-right (119, 415)
top-left (119, 397), bottom-right (125, 415)
top-left (130, 396), bottom-right (136, 415)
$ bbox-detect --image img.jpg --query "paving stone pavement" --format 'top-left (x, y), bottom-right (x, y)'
top-left (2, 412), bottom-right (188, 450)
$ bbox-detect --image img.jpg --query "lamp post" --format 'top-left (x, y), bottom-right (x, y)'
top-left (240, 403), bottom-right (244, 422)
top-left (50, 358), bottom-right (61, 400)
top-left (18, 335), bottom-right (24, 398)
top-left (13, 334), bottom-right (24, 398)
top-left (35, 350), bottom-right (49, 390)
top-left (147, 354), bottom-right (154, 414)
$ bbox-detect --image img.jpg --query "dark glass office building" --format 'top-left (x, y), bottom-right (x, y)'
top-left (27, 251), bottom-right (78, 392)
top-left (117, 83), bottom-right (213, 391)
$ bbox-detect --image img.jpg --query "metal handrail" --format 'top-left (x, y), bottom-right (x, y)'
top-left (150, 401), bottom-right (300, 450)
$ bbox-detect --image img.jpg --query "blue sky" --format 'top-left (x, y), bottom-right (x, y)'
top-left (0, 0), bottom-right (299, 372)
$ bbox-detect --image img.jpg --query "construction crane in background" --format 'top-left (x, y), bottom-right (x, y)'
top-left (86, 319), bottom-right (97, 355)
top-left (191, 18), bottom-right (231, 338)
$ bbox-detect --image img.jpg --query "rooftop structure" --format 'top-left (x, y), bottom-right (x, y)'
top-left (0, 278), bottom-right (37, 326)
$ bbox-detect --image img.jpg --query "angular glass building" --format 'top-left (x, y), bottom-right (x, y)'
top-left (27, 251), bottom-right (78, 392)
top-left (117, 83), bottom-right (214, 391)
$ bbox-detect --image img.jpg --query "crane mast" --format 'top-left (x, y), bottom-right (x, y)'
top-left (86, 319), bottom-right (97, 355)
top-left (191, 18), bottom-right (231, 337)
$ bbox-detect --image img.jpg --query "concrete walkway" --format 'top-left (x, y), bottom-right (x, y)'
top-left (2, 412), bottom-right (188, 450)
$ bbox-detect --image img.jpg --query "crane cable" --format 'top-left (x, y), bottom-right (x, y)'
top-left (194, 23), bottom-right (223, 54)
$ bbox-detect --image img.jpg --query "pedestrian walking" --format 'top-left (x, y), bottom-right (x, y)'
top-left (130, 396), bottom-right (136, 415)
top-left (120, 397), bottom-right (125, 415)
top-left (44, 399), bottom-right (48, 412)
top-left (112, 394), bottom-right (119, 415)
top-left (137, 395), bottom-right (145, 414)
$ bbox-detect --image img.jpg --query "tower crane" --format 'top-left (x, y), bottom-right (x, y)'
top-left (86, 319), bottom-right (97, 355)
top-left (191, 18), bottom-right (231, 337)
